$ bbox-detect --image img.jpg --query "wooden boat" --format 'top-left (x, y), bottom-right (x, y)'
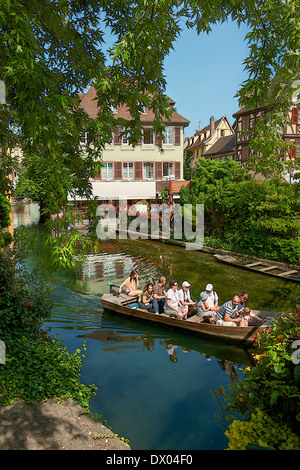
top-left (101, 286), bottom-right (280, 346)
top-left (214, 253), bottom-right (300, 283)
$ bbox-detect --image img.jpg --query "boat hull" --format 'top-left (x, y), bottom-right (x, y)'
top-left (101, 293), bottom-right (270, 345)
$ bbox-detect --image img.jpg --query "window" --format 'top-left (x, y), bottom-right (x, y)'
top-left (102, 162), bottom-right (113, 179)
top-left (163, 162), bottom-right (173, 177)
top-left (221, 129), bottom-right (225, 137)
top-left (137, 101), bottom-right (147, 114)
top-left (143, 162), bottom-right (154, 179)
top-left (297, 141), bottom-right (300, 156)
top-left (123, 162), bottom-right (134, 179)
top-left (163, 127), bottom-right (173, 145)
top-left (143, 128), bottom-right (154, 144)
top-left (80, 132), bottom-right (88, 145)
top-left (122, 128), bottom-right (130, 145)
top-left (109, 104), bottom-right (117, 114)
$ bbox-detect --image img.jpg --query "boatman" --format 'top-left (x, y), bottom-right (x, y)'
top-left (215, 295), bottom-right (243, 326)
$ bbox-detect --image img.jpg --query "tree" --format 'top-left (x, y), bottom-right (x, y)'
top-left (1, 0), bottom-right (300, 264)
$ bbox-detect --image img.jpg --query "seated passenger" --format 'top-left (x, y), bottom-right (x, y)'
top-left (139, 283), bottom-right (154, 310)
top-left (237, 291), bottom-right (249, 314)
top-left (240, 307), bottom-right (264, 327)
top-left (197, 292), bottom-right (216, 323)
top-left (118, 270), bottom-right (142, 297)
top-left (215, 295), bottom-right (243, 326)
top-left (178, 281), bottom-right (197, 313)
top-left (153, 276), bottom-right (167, 314)
top-left (164, 280), bottom-right (188, 320)
top-left (236, 292), bottom-right (264, 326)
top-left (204, 283), bottom-right (219, 313)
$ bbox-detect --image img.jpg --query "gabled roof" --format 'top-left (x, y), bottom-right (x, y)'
top-left (203, 135), bottom-right (235, 156)
top-left (79, 86), bottom-right (190, 126)
top-left (185, 116), bottom-right (234, 152)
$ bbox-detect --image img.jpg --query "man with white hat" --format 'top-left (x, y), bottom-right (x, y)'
top-left (203, 283), bottom-right (219, 313)
top-left (178, 281), bottom-right (197, 313)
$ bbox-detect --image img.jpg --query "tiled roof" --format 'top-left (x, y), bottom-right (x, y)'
top-left (79, 86), bottom-right (190, 126)
top-left (203, 135), bottom-right (235, 156)
top-left (185, 118), bottom-right (222, 151)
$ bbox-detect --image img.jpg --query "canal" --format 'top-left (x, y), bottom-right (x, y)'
top-left (11, 203), bottom-right (295, 450)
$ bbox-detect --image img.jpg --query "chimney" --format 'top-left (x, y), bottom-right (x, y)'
top-left (210, 116), bottom-right (215, 136)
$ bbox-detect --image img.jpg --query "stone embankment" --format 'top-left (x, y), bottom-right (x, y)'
top-left (0, 398), bottom-right (130, 450)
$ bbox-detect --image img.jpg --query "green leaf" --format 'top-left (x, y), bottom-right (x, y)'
top-left (270, 390), bottom-right (281, 405)
top-left (294, 365), bottom-right (300, 382)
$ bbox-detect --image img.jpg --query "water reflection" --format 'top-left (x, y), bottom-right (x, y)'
top-left (77, 250), bottom-right (160, 295)
top-left (11, 202), bottom-right (40, 228)
top-left (78, 321), bottom-right (253, 367)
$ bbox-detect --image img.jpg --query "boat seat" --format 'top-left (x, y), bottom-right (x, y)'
top-left (245, 261), bottom-right (262, 267)
top-left (186, 315), bottom-right (203, 323)
top-left (278, 270), bottom-right (298, 277)
top-left (259, 265), bottom-right (279, 272)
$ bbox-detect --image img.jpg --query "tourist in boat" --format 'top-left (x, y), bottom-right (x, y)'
top-left (215, 295), bottom-right (244, 326)
top-left (203, 283), bottom-right (219, 314)
top-left (139, 283), bottom-right (154, 310)
top-left (164, 280), bottom-right (188, 320)
top-left (178, 281), bottom-right (197, 313)
top-left (237, 291), bottom-right (248, 313)
top-left (239, 307), bottom-right (263, 326)
top-left (237, 292), bottom-right (264, 326)
top-left (118, 270), bottom-right (142, 297)
top-left (197, 292), bottom-right (216, 323)
top-left (153, 276), bottom-right (167, 314)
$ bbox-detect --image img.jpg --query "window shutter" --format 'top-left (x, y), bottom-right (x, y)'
top-left (114, 127), bottom-right (122, 145)
top-left (174, 128), bottom-right (181, 146)
top-left (134, 162), bottom-right (143, 180)
top-left (291, 107), bottom-right (299, 125)
top-left (290, 141), bottom-right (297, 159)
top-left (174, 161), bottom-right (181, 179)
top-left (155, 161), bottom-right (163, 179)
top-left (114, 162), bottom-right (122, 179)
top-left (241, 145), bottom-right (249, 163)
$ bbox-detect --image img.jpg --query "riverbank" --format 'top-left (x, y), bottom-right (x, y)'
top-left (0, 398), bottom-right (130, 450)
top-left (127, 233), bottom-right (300, 271)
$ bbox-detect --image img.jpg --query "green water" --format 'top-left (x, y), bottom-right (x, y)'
top-left (12, 203), bottom-right (296, 450)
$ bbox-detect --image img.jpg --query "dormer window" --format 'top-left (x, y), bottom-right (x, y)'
top-left (109, 104), bottom-right (117, 114)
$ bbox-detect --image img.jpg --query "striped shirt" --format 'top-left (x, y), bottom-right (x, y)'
top-left (215, 300), bottom-right (239, 322)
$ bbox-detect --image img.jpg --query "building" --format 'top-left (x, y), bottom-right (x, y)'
top-left (233, 103), bottom-right (299, 165)
top-left (184, 115), bottom-right (234, 169)
top-left (78, 86), bottom-right (190, 202)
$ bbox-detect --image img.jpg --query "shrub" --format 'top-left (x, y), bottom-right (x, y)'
top-left (226, 409), bottom-right (300, 450)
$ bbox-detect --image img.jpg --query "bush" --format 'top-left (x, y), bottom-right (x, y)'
top-left (0, 250), bottom-right (97, 409)
top-left (0, 335), bottom-right (97, 409)
top-left (181, 162), bottom-right (300, 264)
top-left (215, 311), bottom-right (300, 448)
top-left (226, 409), bottom-right (300, 450)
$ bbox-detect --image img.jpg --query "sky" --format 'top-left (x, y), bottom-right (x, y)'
top-left (163, 20), bottom-right (250, 137)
